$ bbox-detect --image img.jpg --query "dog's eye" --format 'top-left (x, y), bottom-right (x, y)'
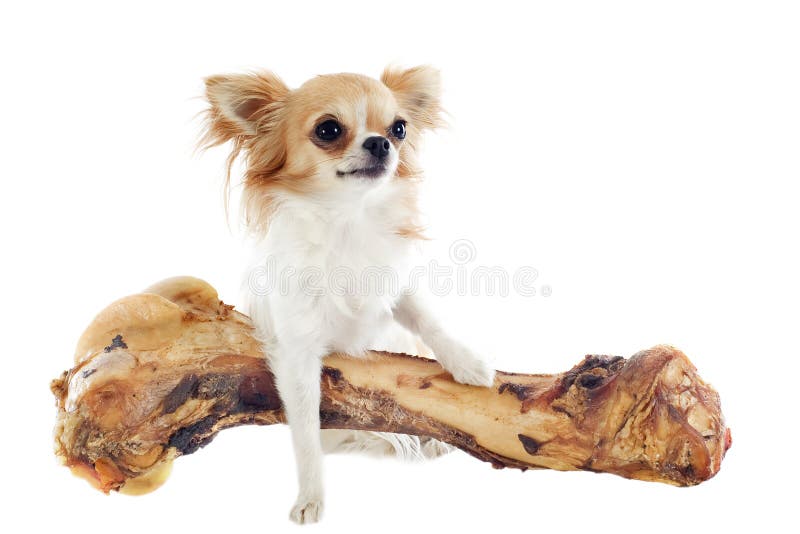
top-left (390, 120), bottom-right (406, 140)
top-left (315, 119), bottom-right (342, 142)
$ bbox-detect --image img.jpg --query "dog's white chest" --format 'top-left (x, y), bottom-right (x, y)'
top-left (244, 191), bottom-right (417, 355)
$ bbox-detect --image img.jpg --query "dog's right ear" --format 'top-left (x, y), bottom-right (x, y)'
top-left (201, 71), bottom-right (290, 148)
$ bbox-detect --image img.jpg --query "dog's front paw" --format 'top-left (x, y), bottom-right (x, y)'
top-left (449, 357), bottom-right (496, 387)
top-left (429, 336), bottom-right (496, 387)
top-left (290, 496), bottom-right (324, 525)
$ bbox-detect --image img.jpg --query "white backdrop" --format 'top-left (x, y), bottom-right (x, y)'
top-left (2, 1), bottom-right (798, 532)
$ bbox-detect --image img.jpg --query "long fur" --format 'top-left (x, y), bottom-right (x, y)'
top-left (200, 65), bottom-right (493, 524)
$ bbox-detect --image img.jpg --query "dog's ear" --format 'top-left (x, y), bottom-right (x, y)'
top-left (381, 65), bottom-right (443, 131)
top-left (201, 71), bottom-right (289, 147)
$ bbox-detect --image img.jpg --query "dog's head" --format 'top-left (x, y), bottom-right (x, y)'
top-left (201, 66), bottom-right (443, 232)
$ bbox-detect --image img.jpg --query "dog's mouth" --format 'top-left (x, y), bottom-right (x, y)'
top-left (335, 165), bottom-right (387, 179)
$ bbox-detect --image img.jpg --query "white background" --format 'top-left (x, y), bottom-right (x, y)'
top-left (2, 1), bottom-right (798, 532)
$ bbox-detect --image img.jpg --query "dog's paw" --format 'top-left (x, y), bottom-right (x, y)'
top-left (289, 496), bottom-right (324, 525)
top-left (449, 357), bottom-right (496, 387)
top-left (431, 336), bottom-right (496, 387)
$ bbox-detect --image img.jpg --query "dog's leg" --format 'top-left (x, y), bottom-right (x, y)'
top-left (392, 293), bottom-right (495, 387)
top-left (270, 344), bottom-right (326, 525)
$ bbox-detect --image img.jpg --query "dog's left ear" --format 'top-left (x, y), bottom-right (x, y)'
top-left (381, 65), bottom-right (443, 131)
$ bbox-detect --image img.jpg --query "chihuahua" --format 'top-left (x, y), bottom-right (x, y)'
top-left (201, 66), bottom-right (495, 524)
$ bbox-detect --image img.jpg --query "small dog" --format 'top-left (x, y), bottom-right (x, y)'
top-left (201, 66), bottom-right (495, 524)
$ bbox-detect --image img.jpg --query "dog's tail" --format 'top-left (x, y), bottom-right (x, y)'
top-left (321, 429), bottom-right (453, 461)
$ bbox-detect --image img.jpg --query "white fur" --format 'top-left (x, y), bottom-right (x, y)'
top-left (241, 124), bottom-right (494, 525)
top-left (321, 429), bottom-right (454, 459)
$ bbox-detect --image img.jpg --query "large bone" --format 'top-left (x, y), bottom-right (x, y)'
top-left (50, 276), bottom-right (730, 495)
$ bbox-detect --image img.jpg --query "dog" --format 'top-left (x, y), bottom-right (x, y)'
top-left (201, 65), bottom-right (495, 524)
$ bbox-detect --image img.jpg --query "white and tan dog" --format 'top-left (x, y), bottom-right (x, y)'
top-left (201, 66), bottom-right (494, 524)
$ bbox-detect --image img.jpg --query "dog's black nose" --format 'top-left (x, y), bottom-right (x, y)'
top-left (362, 136), bottom-right (391, 159)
